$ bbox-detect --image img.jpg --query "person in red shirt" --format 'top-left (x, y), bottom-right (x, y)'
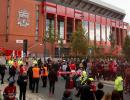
top-left (3, 80), bottom-right (16, 100)
top-left (69, 62), bottom-right (76, 72)
top-left (109, 61), bottom-right (117, 80)
top-left (19, 64), bottom-right (26, 75)
top-left (13, 60), bottom-right (18, 69)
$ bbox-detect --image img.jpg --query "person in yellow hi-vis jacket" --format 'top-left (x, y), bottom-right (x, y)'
top-left (33, 58), bottom-right (37, 65)
top-left (8, 59), bottom-right (14, 67)
top-left (80, 70), bottom-right (88, 85)
top-left (18, 58), bottom-right (23, 66)
top-left (114, 74), bottom-right (124, 100)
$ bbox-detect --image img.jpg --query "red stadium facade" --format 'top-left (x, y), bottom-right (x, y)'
top-left (0, 0), bottom-right (128, 57)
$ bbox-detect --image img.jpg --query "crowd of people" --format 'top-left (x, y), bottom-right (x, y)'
top-left (0, 56), bottom-right (130, 100)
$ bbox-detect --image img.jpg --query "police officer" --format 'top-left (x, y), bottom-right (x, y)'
top-left (18, 58), bottom-right (23, 66)
top-left (8, 58), bottom-right (14, 67)
top-left (32, 64), bottom-right (40, 93)
top-left (80, 69), bottom-right (88, 85)
top-left (41, 64), bottom-right (48, 87)
top-left (33, 58), bottom-right (37, 65)
top-left (114, 73), bottom-right (123, 100)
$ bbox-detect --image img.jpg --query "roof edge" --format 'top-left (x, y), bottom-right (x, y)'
top-left (88, 0), bottom-right (126, 15)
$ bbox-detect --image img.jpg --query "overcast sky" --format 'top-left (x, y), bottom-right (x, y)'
top-left (102, 0), bottom-right (130, 23)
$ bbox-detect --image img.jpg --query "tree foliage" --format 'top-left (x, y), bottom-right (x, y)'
top-left (47, 20), bottom-right (55, 57)
top-left (122, 35), bottom-right (130, 62)
top-left (71, 22), bottom-right (88, 57)
top-left (93, 46), bottom-right (102, 56)
top-left (47, 20), bottom-right (55, 43)
top-left (109, 32), bottom-right (116, 49)
top-left (58, 38), bottom-right (64, 58)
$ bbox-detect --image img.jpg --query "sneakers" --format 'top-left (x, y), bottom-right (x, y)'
top-left (49, 92), bottom-right (54, 96)
top-left (49, 92), bottom-right (51, 96)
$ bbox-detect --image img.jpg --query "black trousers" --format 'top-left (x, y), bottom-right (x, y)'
top-left (118, 91), bottom-right (124, 100)
top-left (49, 81), bottom-right (55, 94)
top-left (32, 78), bottom-right (39, 93)
top-left (0, 73), bottom-right (5, 84)
top-left (19, 86), bottom-right (27, 100)
top-left (42, 76), bottom-right (47, 87)
top-left (29, 77), bottom-right (33, 90)
top-left (8, 74), bottom-right (15, 81)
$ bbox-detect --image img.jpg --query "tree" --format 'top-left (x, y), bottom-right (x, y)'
top-left (58, 38), bottom-right (64, 58)
top-left (93, 46), bottom-right (102, 57)
top-left (109, 32), bottom-right (116, 49)
top-left (47, 20), bottom-right (55, 57)
top-left (71, 22), bottom-right (88, 58)
top-left (122, 35), bottom-right (130, 63)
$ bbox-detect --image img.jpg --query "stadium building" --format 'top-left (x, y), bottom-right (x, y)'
top-left (0, 0), bottom-right (128, 57)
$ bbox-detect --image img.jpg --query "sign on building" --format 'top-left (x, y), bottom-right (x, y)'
top-left (17, 9), bottom-right (30, 27)
top-left (16, 40), bottom-right (23, 43)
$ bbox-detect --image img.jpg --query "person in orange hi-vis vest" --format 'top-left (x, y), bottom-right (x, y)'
top-left (32, 64), bottom-right (40, 93)
top-left (41, 64), bottom-right (48, 87)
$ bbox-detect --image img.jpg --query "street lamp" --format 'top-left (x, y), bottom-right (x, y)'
top-left (35, 0), bottom-right (47, 62)
top-left (58, 40), bottom-right (61, 59)
top-left (43, 31), bottom-right (49, 62)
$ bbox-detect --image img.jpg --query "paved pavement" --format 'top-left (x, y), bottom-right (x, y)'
top-left (0, 82), bottom-right (44, 100)
top-left (0, 75), bottom-right (130, 100)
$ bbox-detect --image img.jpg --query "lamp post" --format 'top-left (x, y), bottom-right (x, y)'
top-left (43, 31), bottom-right (49, 62)
top-left (58, 40), bottom-right (61, 59)
top-left (35, 0), bottom-right (47, 62)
